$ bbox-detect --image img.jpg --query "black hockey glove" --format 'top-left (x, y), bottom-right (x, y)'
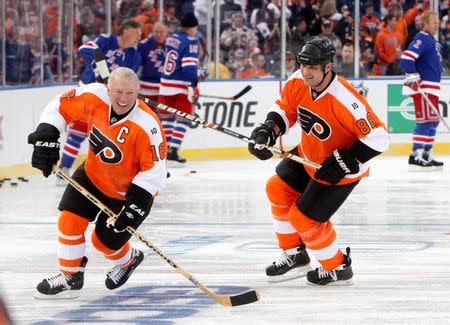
top-left (248, 120), bottom-right (279, 160)
top-left (27, 123), bottom-right (60, 177)
top-left (314, 149), bottom-right (359, 185)
top-left (108, 183), bottom-right (154, 232)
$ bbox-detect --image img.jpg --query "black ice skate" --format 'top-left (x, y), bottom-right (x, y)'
top-left (34, 256), bottom-right (88, 299)
top-left (105, 248), bottom-right (144, 290)
top-left (167, 147), bottom-right (186, 166)
top-left (408, 152), bottom-right (434, 171)
top-left (307, 247), bottom-right (353, 286)
top-left (266, 243), bottom-right (311, 283)
top-left (422, 151), bottom-right (444, 171)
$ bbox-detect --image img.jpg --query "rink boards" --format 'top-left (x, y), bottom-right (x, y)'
top-left (1, 78), bottom-right (450, 177)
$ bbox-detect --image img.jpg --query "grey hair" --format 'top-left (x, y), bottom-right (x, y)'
top-left (108, 67), bottom-right (139, 89)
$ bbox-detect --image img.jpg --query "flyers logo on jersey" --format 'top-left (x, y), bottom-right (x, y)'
top-left (89, 126), bottom-right (123, 164)
top-left (298, 107), bottom-right (331, 141)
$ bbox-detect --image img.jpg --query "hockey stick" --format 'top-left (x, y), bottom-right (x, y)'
top-left (142, 98), bottom-right (322, 169)
top-left (199, 85), bottom-right (252, 100)
top-left (92, 48), bottom-right (320, 169)
top-left (416, 86), bottom-right (450, 132)
top-left (53, 165), bottom-right (260, 307)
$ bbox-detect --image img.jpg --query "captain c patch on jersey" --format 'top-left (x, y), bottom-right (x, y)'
top-left (298, 107), bottom-right (331, 141)
top-left (89, 126), bottom-right (123, 164)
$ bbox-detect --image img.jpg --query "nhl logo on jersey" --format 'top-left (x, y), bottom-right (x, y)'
top-left (350, 81), bottom-right (369, 99)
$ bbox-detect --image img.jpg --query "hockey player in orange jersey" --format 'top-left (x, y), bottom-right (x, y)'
top-left (28, 67), bottom-right (167, 298)
top-left (248, 37), bottom-right (389, 285)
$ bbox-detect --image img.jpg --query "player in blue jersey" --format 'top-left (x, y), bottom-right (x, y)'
top-left (158, 12), bottom-right (200, 165)
top-left (57, 20), bottom-right (143, 184)
top-left (400, 11), bottom-right (444, 171)
top-left (138, 22), bottom-right (168, 103)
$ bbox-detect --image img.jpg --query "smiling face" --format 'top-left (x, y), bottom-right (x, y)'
top-left (107, 72), bottom-right (139, 115)
top-left (300, 62), bottom-right (332, 89)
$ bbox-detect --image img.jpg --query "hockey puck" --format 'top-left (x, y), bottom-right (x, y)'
top-left (190, 170), bottom-right (197, 174)
top-left (18, 177), bottom-right (29, 182)
top-left (3, 178), bottom-right (11, 181)
top-left (10, 182), bottom-right (18, 186)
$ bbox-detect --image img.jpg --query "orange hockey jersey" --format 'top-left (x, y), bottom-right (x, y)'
top-left (271, 70), bottom-right (389, 185)
top-left (39, 82), bottom-right (167, 199)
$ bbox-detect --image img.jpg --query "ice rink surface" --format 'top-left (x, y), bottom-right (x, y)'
top-left (1, 156), bottom-right (450, 325)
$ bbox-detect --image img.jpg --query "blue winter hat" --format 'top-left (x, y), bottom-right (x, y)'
top-left (181, 12), bottom-right (199, 28)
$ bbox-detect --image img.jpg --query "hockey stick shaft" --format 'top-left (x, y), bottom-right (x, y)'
top-left (416, 87), bottom-right (450, 132)
top-left (53, 166), bottom-right (259, 306)
top-left (141, 98), bottom-right (321, 169)
top-left (199, 85), bottom-right (252, 100)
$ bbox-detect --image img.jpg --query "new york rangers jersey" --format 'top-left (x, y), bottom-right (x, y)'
top-left (159, 32), bottom-right (199, 96)
top-left (78, 34), bottom-right (142, 84)
top-left (138, 36), bottom-right (165, 97)
top-left (400, 31), bottom-right (442, 96)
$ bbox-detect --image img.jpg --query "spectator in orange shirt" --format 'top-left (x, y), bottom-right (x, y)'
top-left (374, 14), bottom-right (402, 75)
top-left (135, 0), bottom-right (158, 39)
top-left (388, 2), bottom-right (408, 46)
top-left (237, 53), bottom-right (272, 79)
top-left (361, 1), bottom-right (380, 32)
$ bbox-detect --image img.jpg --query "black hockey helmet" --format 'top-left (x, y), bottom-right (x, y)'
top-left (296, 36), bottom-right (335, 66)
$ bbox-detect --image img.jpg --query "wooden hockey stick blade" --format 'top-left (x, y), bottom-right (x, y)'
top-left (53, 165), bottom-right (260, 307)
top-left (200, 85), bottom-right (252, 100)
top-left (228, 290), bottom-right (260, 306)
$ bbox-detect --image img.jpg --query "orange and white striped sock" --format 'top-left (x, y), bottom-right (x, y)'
top-left (91, 230), bottom-right (132, 266)
top-left (57, 211), bottom-right (89, 275)
top-left (288, 204), bottom-right (344, 270)
top-left (266, 175), bottom-right (302, 250)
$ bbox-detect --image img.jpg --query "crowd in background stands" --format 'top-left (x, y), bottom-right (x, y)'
top-left (1, 0), bottom-right (450, 86)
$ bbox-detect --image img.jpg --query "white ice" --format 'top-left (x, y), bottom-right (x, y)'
top-left (1, 156), bottom-right (450, 325)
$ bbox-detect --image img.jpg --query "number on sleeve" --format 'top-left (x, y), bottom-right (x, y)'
top-left (356, 118), bottom-right (370, 135)
top-left (150, 142), bottom-right (168, 161)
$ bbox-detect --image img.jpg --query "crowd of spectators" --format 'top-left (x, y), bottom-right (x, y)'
top-left (1, 0), bottom-right (450, 86)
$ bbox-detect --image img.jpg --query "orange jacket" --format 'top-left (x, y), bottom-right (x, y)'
top-left (374, 27), bottom-right (402, 65)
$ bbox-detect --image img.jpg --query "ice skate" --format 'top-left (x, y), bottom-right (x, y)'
top-left (307, 247), bottom-right (353, 286)
top-left (422, 151), bottom-right (444, 171)
top-left (105, 248), bottom-right (144, 290)
top-left (167, 147), bottom-right (186, 167)
top-left (34, 257), bottom-right (88, 299)
top-left (266, 243), bottom-right (311, 283)
top-left (408, 151), bottom-right (434, 172)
